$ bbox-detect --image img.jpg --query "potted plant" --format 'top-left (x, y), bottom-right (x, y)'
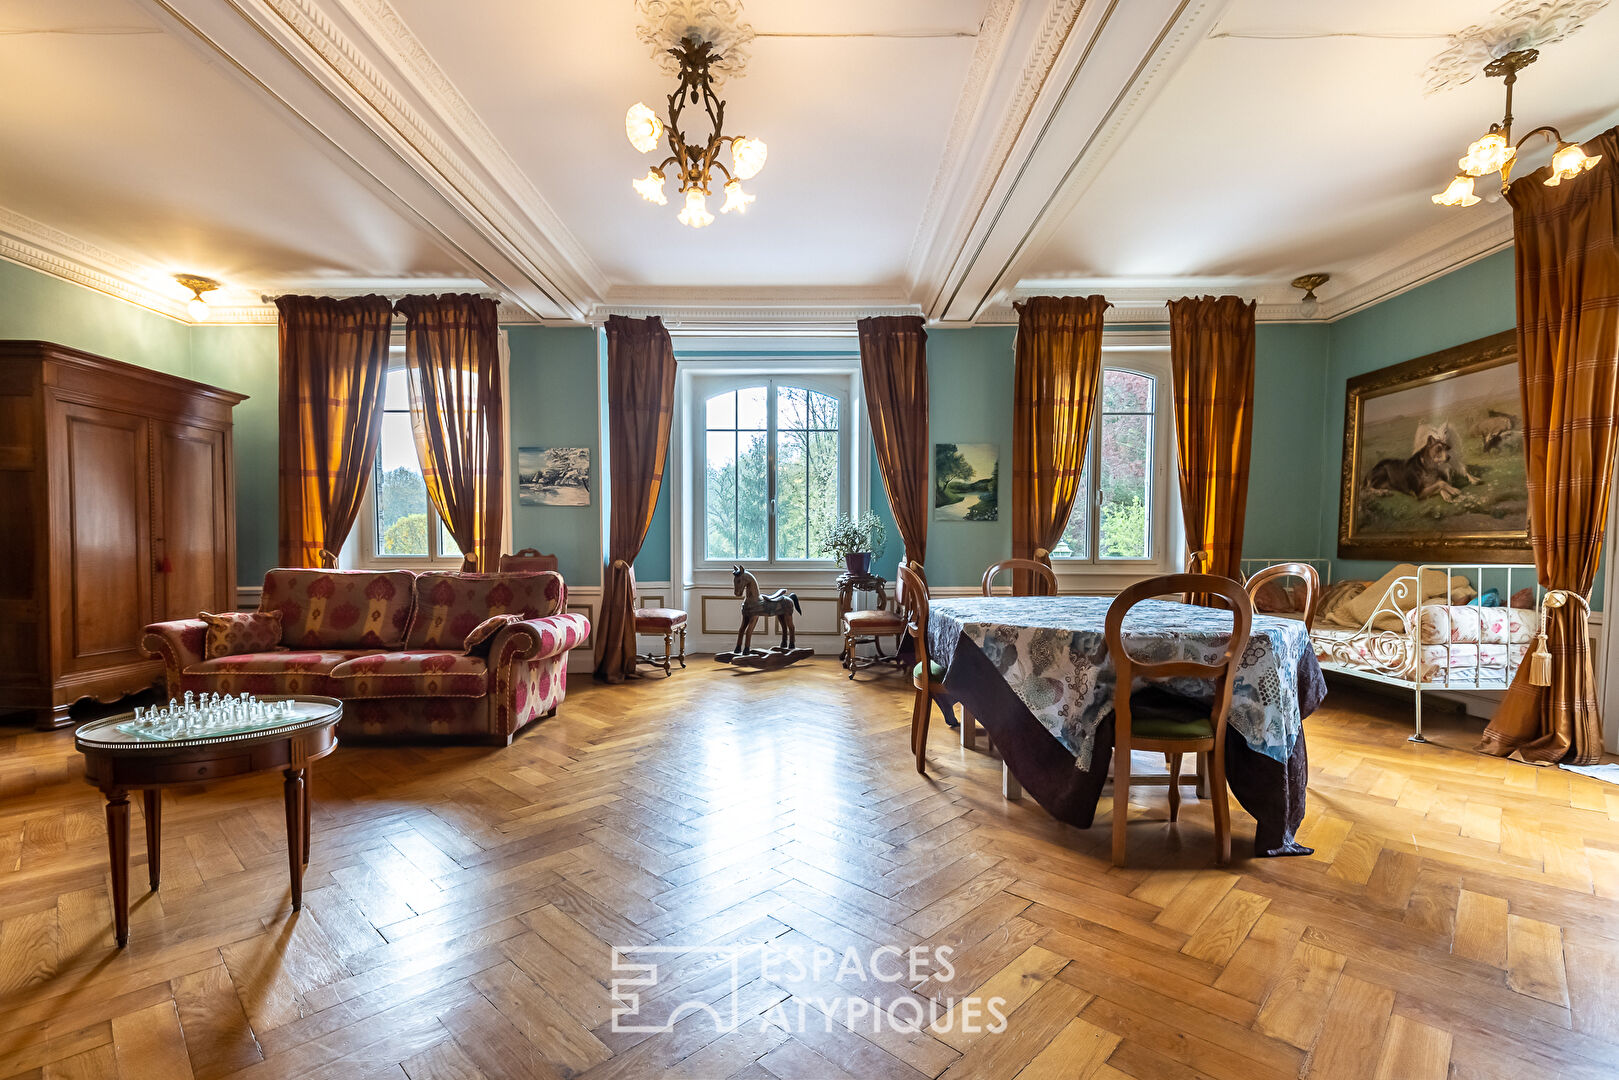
top-left (821, 512), bottom-right (888, 576)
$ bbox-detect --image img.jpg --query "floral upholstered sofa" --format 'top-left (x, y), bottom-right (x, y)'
top-left (142, 568), bottom-right (590, 744)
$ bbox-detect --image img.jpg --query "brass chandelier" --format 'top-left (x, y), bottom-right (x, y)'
top-left (1433, 47), bottom-right (1601, 207)
top-left (626, 34), bottom-right (766, 228)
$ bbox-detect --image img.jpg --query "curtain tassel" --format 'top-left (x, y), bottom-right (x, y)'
top-left (1528, 590), bottom-right (1586, 687)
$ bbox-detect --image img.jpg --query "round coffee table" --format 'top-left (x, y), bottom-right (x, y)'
top-left (75, 695), bottom-right (343, 946)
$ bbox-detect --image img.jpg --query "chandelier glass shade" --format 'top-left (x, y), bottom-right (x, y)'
top-left (1434, 48), bottom-right (1602, 206)
top-left (626, 34), bottom-right (765, 227)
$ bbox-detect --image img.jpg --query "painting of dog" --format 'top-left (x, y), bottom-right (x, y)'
top-left (1340, 330), bottom-right (1530, 561)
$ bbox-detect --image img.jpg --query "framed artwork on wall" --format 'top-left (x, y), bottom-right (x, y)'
top-left (1338, 329), bottom-right (1531, 562)
top-left (935, 442), bottom-right (998, 521)
top-left (518, 446), bottom-right (591, 506)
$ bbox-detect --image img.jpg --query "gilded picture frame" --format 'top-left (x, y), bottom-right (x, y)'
top-left (1338, 329), bottom-right (1531, 562)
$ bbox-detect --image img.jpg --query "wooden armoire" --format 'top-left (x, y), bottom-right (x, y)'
top-left (0, 341), bottom-right (244, 729)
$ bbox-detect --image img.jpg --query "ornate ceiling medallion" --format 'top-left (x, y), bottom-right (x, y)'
top-left (1423, 0), bottom-right (1607, 94)
top-left (635, 0), bottom-right (755, 86)
top-left (626, 0), bottom-right (766, 228)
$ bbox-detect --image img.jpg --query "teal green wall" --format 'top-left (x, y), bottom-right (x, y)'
top-left (190, 325), bottom-right (279, 585)
top-left (1320, 250), bottom-right (1518, 583)
top-left (0, 259), bottom-right (191, 376)
top-left (1245, 324), bottom-right (1332, 558)
top-left (506, 325), bottom-right (602, 587)
top-left (920, 327), bottom-right (1017, 586)
top-left (6, 247), bottom-right (1566, 604)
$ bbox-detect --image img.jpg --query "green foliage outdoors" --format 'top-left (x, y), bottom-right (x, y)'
top-left (706, 388), bottom-right (841, 560)
top-left (383, 513), bottom-right (429, 556)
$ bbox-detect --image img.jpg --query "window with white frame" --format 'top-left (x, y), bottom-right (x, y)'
top-left (359, 356), bottom-right (460, 567)
top-left (697, 375), bottom-right (851, 565)
top-left (1049, 361), bottom-right (1173, 565)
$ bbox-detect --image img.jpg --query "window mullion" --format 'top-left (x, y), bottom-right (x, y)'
top-left (766, 380), bottom-right (778, 564)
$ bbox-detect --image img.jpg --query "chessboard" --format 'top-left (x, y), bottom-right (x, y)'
top-left (115, 693), bottom-right (304, 742)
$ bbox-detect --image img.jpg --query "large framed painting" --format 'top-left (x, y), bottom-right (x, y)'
top-left (1339, 329), bottom-right (1530, 562)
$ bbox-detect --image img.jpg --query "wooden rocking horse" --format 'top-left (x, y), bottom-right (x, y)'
top-left (714, 566), bottom-right (813, 669)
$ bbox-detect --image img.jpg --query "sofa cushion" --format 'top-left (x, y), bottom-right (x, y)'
top-left (405, 571), bottom-right (565, 650)
top-left (465, 613), bottom-right (523, 657)
top-left (200, 610), bottom-right (283, 660)
top-left (182, 649), bottom-right (382, 696)
top-left (261, 569), bottom-right (416, 649)
top-left (329, 650), bottom-right (490, 699)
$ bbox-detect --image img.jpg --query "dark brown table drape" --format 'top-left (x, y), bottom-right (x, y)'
top-left (276, 295), bottom-right (394, 568)
top-left (1012, 295), bottom-right (1110, 594)
top-left (1479, 127), bottom-right (1619, 766)
top-left (596, 315), bottom-right (677, 682)
top-left (858, 316), bottom-right (929, 565)
top-left (1168, 296), bottom-right (1257, 588)
top-left (396, 294), bottom-right (504, 573)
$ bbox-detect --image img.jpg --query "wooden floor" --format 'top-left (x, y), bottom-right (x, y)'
top-left (2, 664), bottom-right (1618, 1080)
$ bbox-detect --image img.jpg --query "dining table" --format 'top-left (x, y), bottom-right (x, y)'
top-left (927, 595), bottom-right (1327, 857)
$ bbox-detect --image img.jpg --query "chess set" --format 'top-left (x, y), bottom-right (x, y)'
top-left (115, 692), bottom-right (302, 742)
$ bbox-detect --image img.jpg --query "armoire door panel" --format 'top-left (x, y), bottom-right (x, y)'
top-left (156, 423), bottom-right (229, 620)
top-left (57, 402), bottom-right (151, 669)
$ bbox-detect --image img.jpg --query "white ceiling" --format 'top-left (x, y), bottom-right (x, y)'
top-left (0, 0), bottom-right (1614, 324)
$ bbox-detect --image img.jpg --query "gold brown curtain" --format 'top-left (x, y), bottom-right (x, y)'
top-left (859, 316), bottom-right (929, 565)
top-left (1168, 295), bottom-right (1256, 586)
top-left (1479, 127), bottom-right (1619, 766)
top-left (1012, 295), bottom-right (1110, 594)
top-left (595, 315), bottom-right (677, 683)
top-left (396, 294), bottom-right (504, 573)
top-left (276, 295), bottom-right (394, 568)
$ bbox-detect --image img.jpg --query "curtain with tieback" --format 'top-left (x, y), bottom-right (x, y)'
top-left (1478, 127), bottom-right (1619, 766)
top-left (1167, 295), bottom-right (1257, 591)
top-left (858, 316), bottom-right (930, 566)
top-left (595, 315), bottom-right (678, 683)
top-left (395, 294), bottom-right (504, 573)
top-left (1011, 295), bottom-right (1110, 594)
top-left (276, 295), bottom-right (394, 568)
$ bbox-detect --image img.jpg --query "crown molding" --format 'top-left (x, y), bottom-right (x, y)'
top-left (592, 299), bottom-right (922, 332)
top-left (903, 0), bottom-right (1060, 295)
top-left (928, 0), bottom-right (1230, 324)
top-left (1314, 207), bottom-right (1514, 321)
top-left (0, 205), bottom-right (193, 321)
top-left (330, 0), bottom-right (608, 300)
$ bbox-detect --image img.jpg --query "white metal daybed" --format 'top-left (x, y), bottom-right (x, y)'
top-left (1239, 558), bottom-right (1544, 743)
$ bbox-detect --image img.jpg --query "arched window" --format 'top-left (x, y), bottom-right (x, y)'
top-left (1050, 366), bottom-right (1165, 563)
top-left (701, 379), bottom-right (847, 563)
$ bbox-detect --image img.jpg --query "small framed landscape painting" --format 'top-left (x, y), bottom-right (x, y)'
top-left (518, 446), bottom-right (591, 506)
top-left (1338, 329), bottom-right (1530, 561)
top-left (935, 442), bottom-right (999, 521)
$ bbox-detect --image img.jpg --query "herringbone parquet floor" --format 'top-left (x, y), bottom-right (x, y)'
top-left (2, 663), bottom-right (1618, 1080)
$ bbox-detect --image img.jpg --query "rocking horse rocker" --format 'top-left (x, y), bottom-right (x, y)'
top-left (715, 566), bottom-right (814, 669)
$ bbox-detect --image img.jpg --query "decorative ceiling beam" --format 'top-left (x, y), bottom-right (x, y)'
top-left (130, 0), bottom-right (606, 321)
top-left (924, 0), bottom-right (1230, 325)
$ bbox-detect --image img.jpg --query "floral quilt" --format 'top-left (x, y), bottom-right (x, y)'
top-left (929, 596), bottom-right (1315, 769)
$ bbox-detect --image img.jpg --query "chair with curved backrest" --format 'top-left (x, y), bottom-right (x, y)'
top-left (499, 548), bottom-right (560, 573)
top-left (898, 562), bottom-right (952, 774)
top-left (1105, 573), bottom-right (1252, 866)
top-left (981, 557), bottom-right (1057, 597)
top-left (609, 558), bottom-right (687, 676)
top-left (1245, 562), bottom-right (1322, 632)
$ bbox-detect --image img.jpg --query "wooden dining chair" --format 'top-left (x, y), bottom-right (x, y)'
top-left (1105, 573), bottom-right (1252, 867)
top-left (980, 557), bottom-right (1057, 596)
top-left (1245, 562), bottom-right (1322, 632)
top-left (899, 562), bottom-right (967, 776)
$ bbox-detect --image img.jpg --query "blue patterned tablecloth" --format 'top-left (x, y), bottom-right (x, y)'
top-left (928, 596), bottom-right (1314, 770)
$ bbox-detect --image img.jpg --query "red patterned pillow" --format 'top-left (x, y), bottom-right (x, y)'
top-left (200, 610), bottom-right (284, 660)
top-left (464, 613), bottom-right (522, 657)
